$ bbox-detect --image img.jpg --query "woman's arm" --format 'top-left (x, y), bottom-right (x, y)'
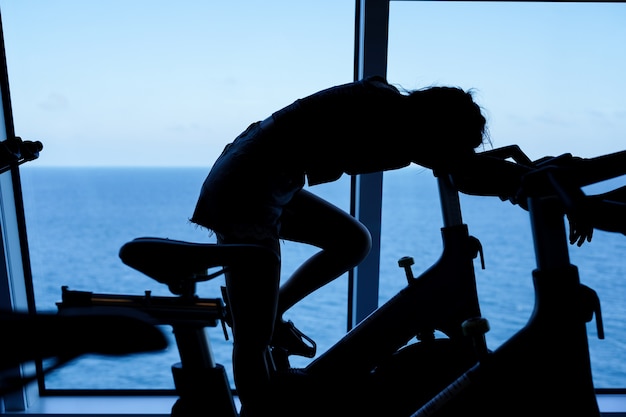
top-left (446, 153), bottom-right (530, 201)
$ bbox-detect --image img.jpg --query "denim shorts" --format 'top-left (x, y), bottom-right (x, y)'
top-left (191, 121), bottom-right (305, 240)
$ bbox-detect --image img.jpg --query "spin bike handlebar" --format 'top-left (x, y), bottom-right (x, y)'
top-left (451, 147), bottom-right (626, 235)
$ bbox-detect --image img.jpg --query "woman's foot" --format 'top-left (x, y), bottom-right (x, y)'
top-left (271, 320), bottom-right (317, 358)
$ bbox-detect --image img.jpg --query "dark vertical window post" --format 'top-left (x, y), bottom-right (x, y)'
top-left (0, 10), bottom-right (39, 411)
top-left (349, 0), bottom-right (390, 329)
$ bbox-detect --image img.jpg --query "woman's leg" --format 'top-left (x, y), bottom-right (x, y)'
top-left (218, 234), bottom-right (281, 415)
top-left (277, 189), bottom-right (372, 317)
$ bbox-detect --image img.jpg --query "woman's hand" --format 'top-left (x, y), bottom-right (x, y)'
top-left (567, 211), bottom-right (594, 247)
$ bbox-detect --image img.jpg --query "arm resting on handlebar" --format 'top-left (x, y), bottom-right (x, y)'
top-left (446, 153), bottom-right (531, 201)
top-left (546, 150), bottom-right (626, 187)
top-left (446, 146), bottom-right (626, 244)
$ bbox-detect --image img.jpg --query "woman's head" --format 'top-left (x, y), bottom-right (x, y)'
top-left (407, 86), bottom-right (488, 157)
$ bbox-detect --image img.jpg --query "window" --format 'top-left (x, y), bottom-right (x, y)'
top-left (1, 0), bottom-right (354, 391)
top-left (383, 0), bottom-right (626, 389)
top-left (1, 0), bottom-right (625, 405)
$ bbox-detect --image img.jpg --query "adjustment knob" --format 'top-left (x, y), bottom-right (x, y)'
top-left (398, 256), bottom-right (415, 282)
top-left (462, 317), bottom-right (490, 361)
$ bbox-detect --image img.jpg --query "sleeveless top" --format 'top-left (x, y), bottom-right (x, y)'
top-left (264, 76), bottom-right (414, 185)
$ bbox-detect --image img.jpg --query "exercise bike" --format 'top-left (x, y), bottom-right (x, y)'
top-left (56, 146), bottom-right (624, 416)
top-left (0, 137), bottom-right (166, 397)
top-left (57, 158), bottom-right (496, 416)
top-left (410, 148), bottom-right (626, 416)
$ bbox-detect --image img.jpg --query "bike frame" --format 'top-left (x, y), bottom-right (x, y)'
top-left (306, 174), bottom-right (483, 377)
top-left (411, 172), bottom-right (611, 416)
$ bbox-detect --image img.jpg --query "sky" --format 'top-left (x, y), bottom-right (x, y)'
top-left (0, 1), bottom-right (625, 167)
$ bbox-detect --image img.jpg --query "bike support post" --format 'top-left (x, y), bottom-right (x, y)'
top-left (438, 174), bottom-right (463, 228)
top-left (493, 195), bottom-right (601, 416)
top-left (528, 195), bottom-right (571, 271)
top-left (170, 324), bottom-right (238, 417)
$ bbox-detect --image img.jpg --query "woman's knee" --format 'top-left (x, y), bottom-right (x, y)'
top-left (340, 219), bottom-right (372, 262)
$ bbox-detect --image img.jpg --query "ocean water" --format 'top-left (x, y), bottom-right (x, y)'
top-left (18, 166), bottom-right (626, 391)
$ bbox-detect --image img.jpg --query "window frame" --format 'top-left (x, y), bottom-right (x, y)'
top-left (0, 1), bottom-right (624, 414)
top-left (0, 10), bottom-right (40, 410)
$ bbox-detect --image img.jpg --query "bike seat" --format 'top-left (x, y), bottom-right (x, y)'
top-left (119, 237), bottom-right (278, 291)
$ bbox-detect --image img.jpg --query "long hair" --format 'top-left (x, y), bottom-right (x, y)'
top-left (407, 86), bottom-right (490, 152)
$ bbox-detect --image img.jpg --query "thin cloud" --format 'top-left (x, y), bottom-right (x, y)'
top-left (39, 92), bottom-right (69, 112)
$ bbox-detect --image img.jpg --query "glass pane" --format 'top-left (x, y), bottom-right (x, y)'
top-left (2, 0), bottom-right (354, 390)
top-left (385, 1), bottom-right (626, 389)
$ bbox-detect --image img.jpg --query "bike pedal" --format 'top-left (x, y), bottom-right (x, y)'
top-left (271, 320), bottom-right (317, 359)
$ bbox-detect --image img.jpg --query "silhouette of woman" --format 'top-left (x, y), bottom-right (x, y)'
top-left (191, 76), bottom-right (488, 415)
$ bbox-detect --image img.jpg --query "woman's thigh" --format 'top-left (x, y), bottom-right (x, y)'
top-left (279, 189), bottom-right (371, 252)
